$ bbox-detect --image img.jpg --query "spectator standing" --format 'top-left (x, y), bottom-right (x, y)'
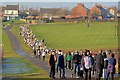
top-left (66, 52), bottom-right (72, 70)
top-left (57, 52), bottom-right (66, 78)
top-left (93, 54), bottom-right (97, 75)
top-left (88, 51), bottom-right (94, 76)
top-left (106, 54), bottom-right (116, 80)
top-left (95, 50), bottom-right (104, 80)
top-left (49, 51), bottom-right (56, 78)
top-left (72, 51), bottom-right (82, 78)
top-left (102, 52), bottom-right (108, 79)
top-left (82, 52), bottom-right (92, 80)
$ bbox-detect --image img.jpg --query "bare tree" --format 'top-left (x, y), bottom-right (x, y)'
top-left (64, 7), bottom-right (70, 15)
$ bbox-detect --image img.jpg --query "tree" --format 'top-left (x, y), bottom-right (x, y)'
top-left (19, 11), bottom-right (28, 19)
top-left (92, 11), bottom-right (100, 19)
top-left (64, 7), bottom-right (70, 15)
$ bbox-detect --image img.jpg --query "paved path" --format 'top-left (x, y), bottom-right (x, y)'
top-left (4, 27), bottom-right (73, 78)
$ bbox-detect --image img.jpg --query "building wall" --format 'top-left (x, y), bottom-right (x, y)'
top-left (90, 6), bottom-right (101, 16)
top-left (71, 4), bottom-right (87, 17)
top-left (5, 10), bottom-right (18, 15)
top-left (109, 9), bottom-right (115, 15)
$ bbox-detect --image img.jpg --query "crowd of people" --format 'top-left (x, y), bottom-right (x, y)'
top-left (49, 49), bottom-right (117, 80)
top-left (19, 24), bottom-right (48, 60)
top-left (19, 24), bottom-right (117, 80)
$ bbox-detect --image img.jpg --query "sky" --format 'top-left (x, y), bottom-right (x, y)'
top-left (1, 1), bottom-right (120, 10)
top-left (0, 0), bottom-right (120, 2)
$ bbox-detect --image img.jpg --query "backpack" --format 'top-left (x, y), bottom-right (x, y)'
top-left (73, 54), bottom-right (82, 64)
top-left (83, 56), bottom-right (92, 69)
top-left (89, 56), bottom-right (94, 65)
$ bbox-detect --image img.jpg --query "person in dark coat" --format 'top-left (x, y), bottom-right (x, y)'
top-left (57, 52), bottom-right (66, 78)
top-left (93, 54), bottom-right (97, 75)
top-left (33, 48), bottom-right (36, 58)
top-left (73, 51), bottom-right (82, 78)
top-left (49, 51), bottom-right (56, 78)
top-left (95, 50), bottom-right (104, 80)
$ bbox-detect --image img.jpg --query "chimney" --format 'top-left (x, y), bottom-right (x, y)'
top-left (77, 3), bottom-right (84, 7)
top-left (95, 4), bottom-right (102, 7)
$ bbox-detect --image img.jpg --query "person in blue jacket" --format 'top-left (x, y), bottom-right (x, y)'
top-left (106, 53), bottom-right (116, 80)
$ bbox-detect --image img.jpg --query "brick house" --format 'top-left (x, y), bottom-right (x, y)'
top-left (70, 3), bottom-right (89, 18)
top-left (90, 4), bottom-right (108, 19)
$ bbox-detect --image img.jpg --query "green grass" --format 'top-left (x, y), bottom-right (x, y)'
top-left (2, 30), bottom-right (17, 57)
top-left (30, 22), bottom-right (118, 51)
top-left (2, 25), bottom-right (48, 78)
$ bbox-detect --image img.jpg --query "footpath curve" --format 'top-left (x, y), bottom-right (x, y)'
top-left (4, 27), bottom-right (73, 79)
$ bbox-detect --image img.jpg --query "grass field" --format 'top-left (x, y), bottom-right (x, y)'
top-left (30, 22), bottom-right (118, 51)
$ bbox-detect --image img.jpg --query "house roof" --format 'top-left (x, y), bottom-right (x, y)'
top-left (77, 3), bottom-right (89, 11)
top-left (97, 6), bottom-right (107, 14)
top-left (5, 5), bottom-right (19, 10)
top-left (40, 8), bottom-right (67, 16)
top-left (40, 8), bottom-right (62, 13)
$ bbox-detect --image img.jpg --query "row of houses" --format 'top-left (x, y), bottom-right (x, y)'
top-left (1, 3), bottom-right (120, 20)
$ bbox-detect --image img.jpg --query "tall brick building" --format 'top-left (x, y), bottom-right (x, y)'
top-left (90, 4), bottom-right (108, 19)
top-left (70, 3), bottom-right (89, 18)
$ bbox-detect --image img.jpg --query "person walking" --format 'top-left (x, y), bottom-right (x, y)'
top-left (95, 50), bottom-right (104, 80)
top-left (88, 51), bottom-right (94, 76)
top-left (49, 51), bottom-right (56, 78)
top-left (72, 51), bottom-right (82, 78)
top-left (93, 54), bottom-right (97, 75)
top-left (65, 53), bottom-right (68, 69)
top-left (42, 50), bottom-right (46, 60)
top-left (102, 52), bottom-right (108, 79)
top-left (33, 48), bottom-right (36, 58)
top-left (66, 52), bottom-right (72, 70)
top-left (37, 49), bottom-right (41, 59)
top-left (106, 53), bottom-right (116, 80)
top-left (82, 52), bottom-right (92, 80)
top-left (56, 50), bottom-right (62, 72)
top-left (57, 52), bottom-right (66, 78)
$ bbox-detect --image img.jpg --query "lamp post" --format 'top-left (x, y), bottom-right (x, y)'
top-left (115, 8), bottom-right (117, 36)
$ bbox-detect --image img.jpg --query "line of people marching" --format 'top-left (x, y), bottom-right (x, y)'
top-left (19, 24), bottom-right (48, 60)
top-left (19, 24), bottom-right (117, 80)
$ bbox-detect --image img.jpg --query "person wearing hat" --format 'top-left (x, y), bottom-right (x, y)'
top-left (49, 51), bottom-right (56, 78)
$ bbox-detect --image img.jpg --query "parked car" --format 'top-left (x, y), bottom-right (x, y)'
top-left (43, 19), bottom-right (55, 23)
